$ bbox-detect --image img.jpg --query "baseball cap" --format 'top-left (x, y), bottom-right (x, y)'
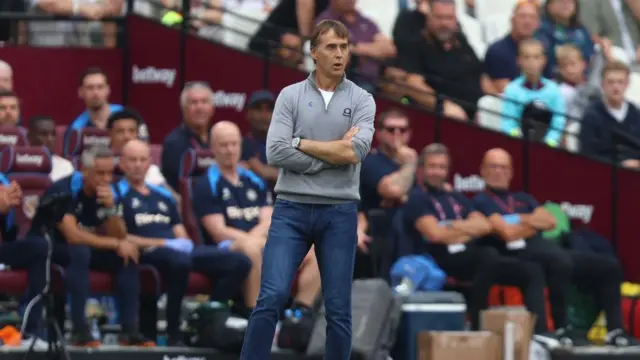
top-left (247, 90), bottom-right (275, 108)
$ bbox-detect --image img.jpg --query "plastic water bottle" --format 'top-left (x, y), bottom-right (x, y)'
top-left (90, 318), bottom-right (101, 341)
top-left (394, 277), bottom-right (414, 296)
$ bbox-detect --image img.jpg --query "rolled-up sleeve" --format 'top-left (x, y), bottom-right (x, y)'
top-left (266, 87), bottom-right (329, 174)
top-left (351, 94), bottom-right (376, 161)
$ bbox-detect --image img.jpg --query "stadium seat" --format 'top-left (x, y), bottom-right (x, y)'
top-left (149, 144), bottom-right (162, 165)
top-left (55, 125), bottom-right (66, 155)
top-left (0, 126), bottom-right (28, 148)
top-left (65, 127), bottom-right (110, 157)
top-left (458, 13), bottom-right (487, 59)
top-left (179, 148), bottom-right (215, 244)
top-left (564, 121), bottom-right (581, 153)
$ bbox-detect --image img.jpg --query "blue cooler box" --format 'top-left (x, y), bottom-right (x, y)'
top-left (392, 291), bottom-right (467, 360)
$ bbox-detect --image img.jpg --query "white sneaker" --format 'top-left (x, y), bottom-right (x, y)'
top-left (20, 337), bottom-right (49, 350)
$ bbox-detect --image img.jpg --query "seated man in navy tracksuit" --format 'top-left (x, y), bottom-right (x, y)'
top-left (473, 148), bottom-right (638, 347)
top-left (0, 176), bottom-right (48, 343)
top-left (403, 143), bottom-right (548, 333)
top-left (28, 147), bottom-right (152, 347)
top-left (117, 139), bottom-right (251, 345)
top-left (193, 121), bottom-right (321, 315)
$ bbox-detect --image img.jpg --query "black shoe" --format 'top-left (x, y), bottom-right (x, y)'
top-left (119, 332), bottom-right (155, 347)
top-left (605, 329), bottom-right (640, 347)
top-left (70, 330), bottom-right (101, 347)
top-left (555, 327), bottom-right (590, 347)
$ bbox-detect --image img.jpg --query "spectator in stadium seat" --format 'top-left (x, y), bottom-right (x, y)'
top-left (64, 67), bottom-right (149, 156)
top-left (579, 0), bottom-right (640, 64)
top-left (274, 31), bottom-right (305, 70)
top-left (29, 0), bottom-right (124, 47)
top-left (404, 143), bottom-right (548, 333)
top-left (501, 39), bottom-right (566, 147)
top-left (27, 116), bottom-right (74, 182)
top-left (117, 140), bottom-right (251, 345)
top-left (241, 90), bottom-right (278, 187)
top-left (535, 0), bottom-right (594, 78)
top-left (161, 82), bottom-right (214, 190)
top-left (315, 0), bottom-right (397, 91)
top-left (193, 121), bottom-right (321, 312)
top-left (0, 178), bottom-right (49, 345)
top-left (360, 109), bottom-right (415, 214)
top-left (473, 148), bottom-right (639, 346)
top-left (482, 1), bottom-right (540, 95)
top-left (248, 0), bottom-right (329, 55)
top-left (580, 61), bottom-right (640, 169)
top-left (107, 109), bottom-right (166, 186)
top-left (0, 61), bottom-right (13, 91)
top-left (29, 147), bottom-right (151, 347)
top-left (393, 0), bottom-right (430, 46)
top-left (0, 91), bottom-right (19, 127)
top-left (398, 0), bottom-right (480, 121)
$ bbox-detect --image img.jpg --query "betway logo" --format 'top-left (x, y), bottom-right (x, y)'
top-left (197, 156), bottom-right (215, 169)
top-left (213, 91), bottom-right (246, 112)
top-left (162, 356), bottom-right (205, 360)
top-left (453, 173), bottom-right (485, 193)
top-left (560, 202), bottom-right (594, 224)
top-left (0, 134), bottom-right (17, 145)
top-left (83, 135), bottom-right (110, 147)
top-left (16, 154), bottom-right (43, 167)
top-left (132, 65), bottom-right (177, 88)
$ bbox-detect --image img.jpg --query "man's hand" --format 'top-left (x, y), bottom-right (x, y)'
top-left (97, 185), bottom-right (115, 208)
top-left (7, 181), bottom-right (21, 207)
top-left (622, 159), bottom-right (640, 169)
top-left (79, 5), bottom-right (104, 20)
top-left (395, 145), bottom-right (418, 165)
top-left (343, 127), bottom-right (359, 141)
top-left (357, 229), bottom-right (372, 253)
top-left (443, 100), bottom-right (468, 121)
top-left (527, 209), bottom-right (555, 229)
top-left (116, 241), bottom-right (139, 265)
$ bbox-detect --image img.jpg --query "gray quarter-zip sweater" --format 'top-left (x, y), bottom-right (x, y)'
top-left (266, 72), bottom-right (376, 204)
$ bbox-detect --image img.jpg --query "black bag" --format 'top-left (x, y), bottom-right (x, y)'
top-left (277, 308), bottom-right (315, 352)
top-left (306, 279), bottom-right (402, 360)
top-left (185, 302), bottom-right (247, 352)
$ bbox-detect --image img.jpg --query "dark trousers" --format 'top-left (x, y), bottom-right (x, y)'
top-left (0, 237), bottom-right (48, 335)
top-left (435, 245), bottom-right (548, 333)
top-left (240, 199), bottom-right (358, 360)
top-left (140, 245), bottom-right (251, 337)
top-left (507, 237), bottom-right (624, 330)
top-left (54, 245), bottom-right (139, 333)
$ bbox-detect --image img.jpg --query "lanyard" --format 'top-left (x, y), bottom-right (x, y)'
top-left (487, 191), bottom-right (516, 214)
top-left (429, 195), bottom-right (462, 222)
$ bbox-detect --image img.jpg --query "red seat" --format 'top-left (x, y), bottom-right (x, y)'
top-left (65, 127), bottom-right (110, 156)
top-left (187, 272), bottom-right (213, 294)
top-left (55, 125), bottom-right (66, 155)
top-left (149, 144), bottom-right (162, 165)
top-left (179, 148), bottom-right (215, 245)
top-left (0, 126), bottom-right (28, 148)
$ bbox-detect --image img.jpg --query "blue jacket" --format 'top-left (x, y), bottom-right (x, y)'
top-left (535, 17), bottom-right (594, 77)
top-left (501, 76), bottom-right (566, 146)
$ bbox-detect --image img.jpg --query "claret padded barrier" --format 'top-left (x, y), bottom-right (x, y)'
top-left (2, 9), bottom-right (640, 275)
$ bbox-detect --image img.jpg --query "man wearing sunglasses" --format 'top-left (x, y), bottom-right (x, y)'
top-left (358, 109), bottom-right (415, 257)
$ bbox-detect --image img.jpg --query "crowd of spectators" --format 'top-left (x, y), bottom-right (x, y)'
top-left (0, 0), bottom-right (640, 351)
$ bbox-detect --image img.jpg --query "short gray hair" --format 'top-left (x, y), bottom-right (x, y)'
top-left (180, 81), bottom-right (214, 108)
top-left (420, 143), bottom-right (449, 164)
top-left (0, 60), bottom-right (12, 76)
top-left (82, 147), bottom-right (114, 169)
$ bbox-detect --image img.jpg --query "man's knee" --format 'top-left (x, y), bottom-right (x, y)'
top-left (235, 241), bottom-right (263, 261)
top-left (227, 252), bottom-right (252, 279)
top-left (595, 255), bottom-right (623, 281)
top-left (168, 250), bottom-right (192, 272)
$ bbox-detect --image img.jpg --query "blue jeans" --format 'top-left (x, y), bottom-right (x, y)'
top-left (240, 199), bottom-right (358, 360)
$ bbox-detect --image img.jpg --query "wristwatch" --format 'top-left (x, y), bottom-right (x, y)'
top-left (292, 137), bottom-right (301, 149)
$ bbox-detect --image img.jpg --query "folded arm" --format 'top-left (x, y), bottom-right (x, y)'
top-left (450, 212), bottom-right (494, 238)
top-left (488, 213), bottom-right (538, 242)
top-left (415, 215), bottom-right (471, 244)
top-left (266, 89), bottom-right (332, 174)
top-left (299, 94), bottom-right (376, 165)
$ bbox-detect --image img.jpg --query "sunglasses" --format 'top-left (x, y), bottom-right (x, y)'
top-left (383, 126), bottom-right (409, 134)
